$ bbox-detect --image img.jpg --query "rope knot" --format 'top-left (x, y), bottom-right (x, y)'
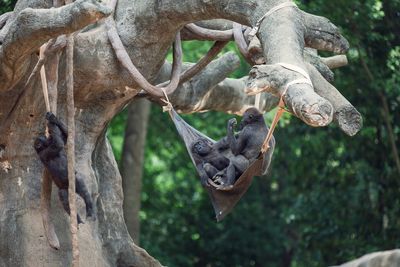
top-left (161, 88), bottom-right (173, 112)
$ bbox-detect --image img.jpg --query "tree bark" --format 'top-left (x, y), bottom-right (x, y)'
top-left (331, 249), bottom-right (400, 267)
top-left (121, 99), bottom-right (151, 245)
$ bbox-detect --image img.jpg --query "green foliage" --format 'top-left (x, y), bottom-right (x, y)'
top-left (107, 0), bottom-right (400, 266)
top-left (0, 0), bottom-right (16, 14)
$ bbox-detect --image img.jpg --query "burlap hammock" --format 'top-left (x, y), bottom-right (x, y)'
top-left (165, 106), bottom-right (277, 221)
top-left (160, 57), bottom-right (313, 221)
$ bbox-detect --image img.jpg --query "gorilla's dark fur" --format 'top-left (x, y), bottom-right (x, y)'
top-left (192, 108), bottom-right (270, 189)
top-left (34, 112), bottom-right (94, 224)
top-left (191, 138), bottom-right (231, 187)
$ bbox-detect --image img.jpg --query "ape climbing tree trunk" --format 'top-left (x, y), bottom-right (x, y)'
top-left (39, 41), bottom-right (61, 250)
top-left (66, 29), bottom-right (79, 267)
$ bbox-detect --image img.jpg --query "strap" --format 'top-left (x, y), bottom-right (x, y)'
top-left (285, 78), bottom-right (313, 90)
top-left (39, 44), bottom-right (51, 112)
top-left (260, 91), bottom-right (286, 154)
top-left (254, 93), bottom-right (261, 110)
top-left (278, 62), bottom-right (313, 92)
top-left (248, 2), bottom-right (297, 38)
top-left (276, 62), bottom-right (311, 82)
top-left (260, 64), bottom-right (312, 154)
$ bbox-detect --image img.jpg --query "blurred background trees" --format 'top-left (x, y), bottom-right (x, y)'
top-left (2, 0), bottom-right (398, 266)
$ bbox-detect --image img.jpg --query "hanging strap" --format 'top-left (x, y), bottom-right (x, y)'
top-left (260, 92), bottom-right (286, 153)
top-left (260, 63), bottom-right (312, 153)
top-left (248, 1), bottom-right (297, 38)
top-left (39, 44), bottom-right (51, 112)
top-left (254, 93), bottom-right (261, 110)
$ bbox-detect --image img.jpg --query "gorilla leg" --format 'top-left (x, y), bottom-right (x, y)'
top-left (231, 155), bottom-right (249, 173)
top-left (58, 188), bottom-right (83, 224)
top-left (225, 155), bottom-right (250, 186)
top-left (75, 174), bottom-right (95, 219)
top-left (203, 163), bottom-right (219, 178)
top-left (225, 163), bottom-right (236, 186)
top-left (203, 163), bottom-right (229, 187)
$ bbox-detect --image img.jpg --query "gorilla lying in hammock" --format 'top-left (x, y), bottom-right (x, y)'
top-left (34, 112), bottom-right (95, 224)
top-left (191, 107), bottom-right (272, 190)
top-left (170, 107), bottom-right (275, 220)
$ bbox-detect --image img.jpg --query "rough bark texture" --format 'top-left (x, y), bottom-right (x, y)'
top-left (0, 0), bottom-right (370, 266)
top-left (121, 99), bottom-right (151, 245)
top-left (331, 250), bottom-right (400, 267)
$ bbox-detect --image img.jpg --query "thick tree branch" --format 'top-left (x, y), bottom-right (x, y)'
top-left (322, 55), bottom-right (348, 69)
top-left (246, 65), bottom-right (332, 127)
top-left (302, 11), bottom-right (350, 54)
top-left (142, 52), bottom-right (278, 114)
top-left (306, 63), bottom-right (362, 136)
top-left (257, 6), bottom-right (333, 126)
top-left (304, 48), bottom-right (335, 82)
top-left (0, 0), bottom-right (111, 91)
top-left (184, 23), bottom-right (233, 41)
top-left (0, 12), bottom-right (12, 29)
top-left (245, 62), bottom-right (361, 134)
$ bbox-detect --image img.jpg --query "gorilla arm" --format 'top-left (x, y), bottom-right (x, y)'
top-left (227, 118), bottom-right (246, 156)
top-left (196, 163), bottom-right (211, 187)
top-left (46, 112), bottom-right (68, 143)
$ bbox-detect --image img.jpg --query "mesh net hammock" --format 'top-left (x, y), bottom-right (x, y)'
top-left (166, 108), bottom-right (276, 221)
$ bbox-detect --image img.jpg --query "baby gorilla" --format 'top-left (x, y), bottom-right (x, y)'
top-left (191, 138), bottom-right (233, 187)
top-left (34, 112), bottom-right (94, 224)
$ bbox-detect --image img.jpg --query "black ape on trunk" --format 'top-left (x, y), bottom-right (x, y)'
top-left (34, 112), bottom-right (95, 224)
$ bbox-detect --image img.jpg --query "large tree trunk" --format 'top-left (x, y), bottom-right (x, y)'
top-left (121, 99), bottom-right (151, 245)
top-left (0, 0), bottom-right (364, 266)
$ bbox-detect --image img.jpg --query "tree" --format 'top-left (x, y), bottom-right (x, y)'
top-left (0, 0), bottom-right (364, 266)
top-left (121, 98), bottom-right (151, 244)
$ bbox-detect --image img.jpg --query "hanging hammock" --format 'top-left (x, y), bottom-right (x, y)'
top-left (166, 107), bottom-right (275, 221)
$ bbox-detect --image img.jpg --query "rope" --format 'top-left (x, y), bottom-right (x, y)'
top-left (248, 1), bottom-right (297, 38)
top-left (161, 88), bottom-right (173, 112)
top-left (254, 93), bottom-right (261, 110)
top-left (39, 44), bottom-right (51, 113)
top-left (260, 64), bottom-right (312, 153)
top-left (260, 91), bottom-right (286, 154)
